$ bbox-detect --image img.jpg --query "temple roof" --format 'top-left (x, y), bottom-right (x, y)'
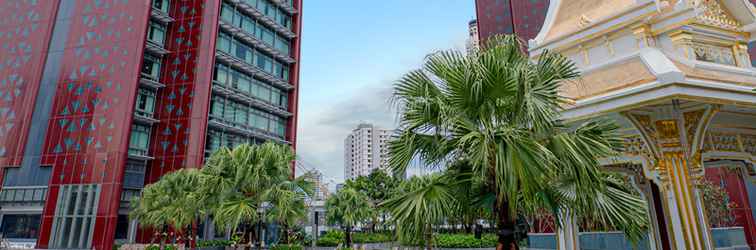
top-left (539, 0), bottom-right (639, 43)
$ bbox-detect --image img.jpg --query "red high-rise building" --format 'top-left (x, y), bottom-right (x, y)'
top-left (0, 0), bottom-right (302, 249)
top-left (474, 0), bottom-right (550, 45)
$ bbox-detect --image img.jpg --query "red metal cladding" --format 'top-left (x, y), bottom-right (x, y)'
top-left (288, 0), bottom-right (303, 162)
top-left (511, 0), bottom-right (549, 42)
top-left (137, 0), bottom-right (221, 241)
top-left (35, 1), bottom-right (151, 249)
top-left (475, 0), bottom-right (549, 45)
top-left (145, 0), bottom-right (220, 182)
top-left (0, 1), bottom-right (59, 168)
top-left (705, 167), bottom-right (756, 250)
top-left (475, 0), bottom-right (515, 44)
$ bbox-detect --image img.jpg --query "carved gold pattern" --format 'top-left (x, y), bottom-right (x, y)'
top-left (691, 0), bottom-right (741, 30)
top-left (741, 134), bottom-right (756, 155)
top-left (622, 135), bottom-right (646, 156)
top-left (683, 110), bottom-right (705, 146)
top-left (704, 132), bottom-right (740, 152)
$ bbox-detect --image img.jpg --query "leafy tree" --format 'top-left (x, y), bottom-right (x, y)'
top-left (387, 35), bottom-right (648, 250)
top-left (201, 142), bottom-right (300, 245)
top-left (266, 174), bottom-right (315, 244)
top-left (325, 187), bottom-right (373, 248)
top-left (130, 169), bottom-right (206, 248)
top-left (344, 170), bottom-right (400, 231)
top-left (381, 174), bottom-right (457, 250)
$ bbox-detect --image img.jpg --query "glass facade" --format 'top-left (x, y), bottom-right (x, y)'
top-left (213, 63), bottom-right (288, 109)
top-left (134, 88), bottom-right (156, 118)
top-left (141, 54), bottom-right (161, 80)
top-left (220, 3), bottom-right (291, 55)
top-left (216, 32), bottom-right (290, 81)
top-left (0, 214), bottom-right (41, 239)
top-left (49, 184), bottom-right (100, 249)
top-left (147, 21), bottom-right (166, 46)
top-left (225, 0), bottom-right (292, 29)
top-left (152, 0), bottom-right (170, 13)
top-left (128, 124), bottom-right (151, 156)
top-left (209, 95), bottom-right (286, 138)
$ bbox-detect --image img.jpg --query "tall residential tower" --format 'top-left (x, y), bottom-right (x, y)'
top-left (0, 0), bottom-right (302, 249)
top-left (344, 123), bottom-right (392, 180)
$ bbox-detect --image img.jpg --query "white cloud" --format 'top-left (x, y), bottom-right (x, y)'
top-left (295, 84), bottom-right (396, 184)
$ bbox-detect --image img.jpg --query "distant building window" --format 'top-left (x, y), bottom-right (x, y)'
top-left (0, 214), bottom-right (40, 239)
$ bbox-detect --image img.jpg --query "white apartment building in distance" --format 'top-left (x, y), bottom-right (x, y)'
top-left (467, 19), bottom-right (479, 54)
top-left (344, 123), bottom-right (393, 180)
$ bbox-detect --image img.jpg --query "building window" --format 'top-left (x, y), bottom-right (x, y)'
top-left (0, 214), bottom-right (40, 239)
top-left (220, 3), bottom-right (234, 23)
top-left (123, 161), bottom-right (146, 189)
top-left (128, 125), bottom-right (151, 156)
top-left (211, 96), bottom-right (225, 119)
top-left (134, 88), bottom-right (156, 118)
top-left (49, 184), bottom-right (100, 249)
top-left (147, 22), bottom-right (167, 46)
top-left (217, 32), bottom-right (291, 80)
top-left (142, 55), bottom-right (161, 80)
top-left (152, 0), bottom-right (169, 13)
top-left (213, 63), bottom-right (289, 109)
top-left (114, 215), bottom-right (130, 240)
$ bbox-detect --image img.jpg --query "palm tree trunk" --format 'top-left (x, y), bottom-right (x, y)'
top-left (345, 226), bottom-right (353, 248)
top-left (424, 224), bottom-right (433, 250)
top-left (495, 199), bottom-right (518, 250)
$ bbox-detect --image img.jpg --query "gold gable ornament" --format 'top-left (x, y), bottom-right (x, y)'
top-left (691, 0), bottom-right (742, 30)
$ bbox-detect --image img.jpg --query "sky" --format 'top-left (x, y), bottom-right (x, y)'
top-left (295, 1), bottom-right (476, 185)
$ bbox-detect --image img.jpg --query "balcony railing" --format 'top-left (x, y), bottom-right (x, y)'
top-left (211, 81), bottom-right (292, 117)
top-left (218, 20), bottom-right (295, 63)
top-left (215, 51), bottom-right (293, 90)
top-left (0, 186), bottom-right (47, 204)
top-left (207, 116), bottom-right (288, 144)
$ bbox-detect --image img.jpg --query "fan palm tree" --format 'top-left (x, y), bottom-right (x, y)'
top-left (381, 174), bottom-right (457, 250)
top-left (387, 35), bottom-right (648, 250)
top-left (201, 142), bottom-right (295, 245)
top-left (266, 174), bottom-right (315, 244)
top-left (325, 187), bottom-right (373, 248)
top-left (130, 169), bottom-right (206, 248)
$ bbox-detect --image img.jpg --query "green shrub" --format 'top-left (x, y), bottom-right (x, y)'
top-left (271, 244), bottom-right (304, 250)
top-left (353, 232), bottom-right (392, 243)
top-left (197, 239), bottom-right (233, 247)
top-left (316, 235), bottom-right (341, 246)
top-left (315, 230), bottom-right (392, 245)
top-left (434, 234), bottom-right (497, 248)
top-left (144, 245), bottom-right (178, 250)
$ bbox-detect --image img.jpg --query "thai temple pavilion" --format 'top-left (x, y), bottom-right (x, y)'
top-left (525, 0), bottom-right (756, 249)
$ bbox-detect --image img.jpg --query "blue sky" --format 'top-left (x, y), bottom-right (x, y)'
top-left (295, 1), bottom-right (476, 184)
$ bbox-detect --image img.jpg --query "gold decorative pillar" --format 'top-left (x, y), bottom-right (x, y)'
top-left (623, 100), bottom-right (719, 250)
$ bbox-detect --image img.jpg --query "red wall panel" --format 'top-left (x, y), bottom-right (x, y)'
top-left (705, 167), bottom-right (756, 250)
top-left (145, 0), bottom-right (219, 181)
top-left (475, 0), bottom-right (549, 45)
top-left (35, 1), bottom-right (151, 249)
top-left (0, 0), bottom-right (59, 168)
top-left (511, 0), bottom-right (549, 42)
top-left (288, 0), bottom-right (303, 153)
